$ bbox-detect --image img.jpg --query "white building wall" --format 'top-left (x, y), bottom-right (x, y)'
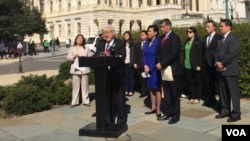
top-left (27, 0), bottom-right (249, 44)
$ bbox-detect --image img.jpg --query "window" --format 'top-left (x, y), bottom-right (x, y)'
top-left (58, 25), bottom-right (61, 37)
top-left (129, 0), bottom-right (132, 7)
top-left (67, 24), bottom-right (71, 36)
top-left (156, 0), bottom-right (160, 5)
top-left (58, 0), bottom-right (61, 12)
top-left (77, 23), bottom-right (81, 34)
top-left (50, 1), bottom-right (53, 13)
top-left (181, 0), bottom-right (185, 9)
top-left (165, 0), bottom-right (170, 4)
top-left (196, 0), bottom-right (199, 11)
top-left (77, 0), bottom-right (81, 9)
top-left (139, 0), bottom-right (142, 7)
top-left (67, 1), bottom-right (71, 11)
top-left (147, 0), bottom-right (151, 6)
top-left (173, 0), bottom-right (178, 4)
top-left (189, 0), bottom-right (192, 11)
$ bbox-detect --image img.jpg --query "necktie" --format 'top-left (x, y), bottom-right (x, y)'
top-left (161, 35), bottom-right (167, 47)
top-left (104, 44), bottom-right (110, 56)
top-left (222, 36), bottom-right (225, 44)
top-left (141, 41), bottom-right (145, 50)
top-left (207, 35), bottom-right (211, 47)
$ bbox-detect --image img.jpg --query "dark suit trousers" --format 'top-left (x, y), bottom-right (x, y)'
top-left (218, 75), bottom-right (241, 118)
top-left (205, 65), bottom-right (218, 103)
top-left (185, 69), bottom-right (202, 100)
top-left (162, 76), bottom-right (181, 120)
top-left (108, 68), bottom-right (127, 124)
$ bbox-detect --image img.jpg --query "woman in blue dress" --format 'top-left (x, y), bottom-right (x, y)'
top-left (143, 24), bottom-right (162, 119)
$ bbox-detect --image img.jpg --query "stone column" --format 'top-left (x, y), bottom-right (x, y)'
top-left (122, 0), bottom-right (127, 7)
top-left (161, 0), bottom-right (165, 5)
top-left (132, 0), bottom-right (139, 8)
top-left (142, 0), bottom-right (147, 7)
top-left (112, 0), bottom-right (116, 6)
top-left (100, 0), bottom-right (105, 5)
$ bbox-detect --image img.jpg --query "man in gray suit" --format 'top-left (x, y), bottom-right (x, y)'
top-left (214, 19), bottom-right (241, 122)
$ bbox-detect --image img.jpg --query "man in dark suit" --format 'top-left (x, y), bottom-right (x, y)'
top-left (202, 20), bottom-right (222, 107)
top-left (156, 18), bottom-right (182, 124)
top-left (214, 19), bottom-right (241, 122)
top-left (94, 25), bottom-right (127, 125)
top-left (133, 30), bottom-right (148, 98)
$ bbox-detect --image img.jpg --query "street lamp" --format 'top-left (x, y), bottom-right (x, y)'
top-left (50, 23), bottom-right (55, 56)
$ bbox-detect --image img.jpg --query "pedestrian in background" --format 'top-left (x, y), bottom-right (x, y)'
top-left (67, 34), bottom-right (92, 107)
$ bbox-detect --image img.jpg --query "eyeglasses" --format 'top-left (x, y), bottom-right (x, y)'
top-left (187, 31), bottom-right (193, 33)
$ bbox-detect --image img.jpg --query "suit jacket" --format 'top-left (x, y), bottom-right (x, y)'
top-left (184, 37), bottom-right (203, 70)
top-left (94, 38), bottom-right (126, 60)
top-left (158, 31), bottom-right (182, 76)
top-left (67, 46), bottom-right (91, 75)
top-left (133, 41), bottom-right (144, 68)
top-left (215, 32), bottom-right (239, 76)
top-left (203, 33), bottom-right (222, 67)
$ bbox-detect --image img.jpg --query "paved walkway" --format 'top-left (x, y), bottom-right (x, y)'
top-left (0, 48), bottom-right (250, 141)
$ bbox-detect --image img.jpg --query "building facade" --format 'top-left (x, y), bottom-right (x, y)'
top-left (28, 0), bottom-right (249, 43)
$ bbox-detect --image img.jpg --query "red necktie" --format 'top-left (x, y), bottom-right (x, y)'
top-left (161, 35), bottom-right (167, 47)
top-left (104, 44), bottom-right (109, 56)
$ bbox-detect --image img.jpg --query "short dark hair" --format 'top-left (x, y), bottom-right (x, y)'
top-left (160, 18), bottom-right (172, 26)
top-left (220, 19), bottom-right (233, 28)
top-left (140, 30), bottom-right (147, 35)
top-left (206, 20), bottom-right (216, 27)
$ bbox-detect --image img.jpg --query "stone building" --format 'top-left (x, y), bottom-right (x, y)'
top-left (28, 0), bottom-right (249, 43)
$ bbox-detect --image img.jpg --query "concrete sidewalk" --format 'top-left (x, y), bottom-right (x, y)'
top-left (0, 47), bottom-right (250, 141)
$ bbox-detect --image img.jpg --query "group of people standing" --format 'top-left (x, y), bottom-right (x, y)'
top-left (66, 18), bottom-right (241, 125)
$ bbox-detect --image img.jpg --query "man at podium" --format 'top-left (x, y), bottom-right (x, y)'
top-left (94, 24), bottom-right (127, 125)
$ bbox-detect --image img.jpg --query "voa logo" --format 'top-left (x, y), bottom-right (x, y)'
top-left (226, 129), bottom-right (246, 136)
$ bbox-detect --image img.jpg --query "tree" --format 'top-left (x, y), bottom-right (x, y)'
top-left (0, 0), bottom-right (48, 41)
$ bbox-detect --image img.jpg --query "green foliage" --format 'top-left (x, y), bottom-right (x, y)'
top-left (48, 79), bottom-right (72, 105)
top-left (0, 0), bottom-right (48, 39)
top-left (55, 61), bottom-right (72, 81)
top-left (17, 74), bottom-right (54, 90)
top-left (3, 84), bottom-right (51, 115)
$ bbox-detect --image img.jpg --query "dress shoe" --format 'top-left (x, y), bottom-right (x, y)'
top-left (139, 94), bottom-right (147, 98)
top-left (168, 119), bottom-right (180, 124)
top-left (202, 101), bottom-right (216, 107)
top-left (156, 114), bottom-right (161, 120)
top-left (70, 105), bottom-right (76, 108)
top-left (145, 110), bottom-right (156, 115)
top-left (215, 114), bottom-right (229, 119)
top-left (157, 115), bottom-right (171, 121)
top-left (83, 103), bottom-right (91, 106)
top-left (227, 116), bottom-right (241, 122)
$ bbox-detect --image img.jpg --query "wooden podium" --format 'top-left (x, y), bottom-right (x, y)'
top-left (78, 56), bottom-right (128, 138)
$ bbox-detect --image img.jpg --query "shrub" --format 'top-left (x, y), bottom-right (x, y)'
top-left (48, 79), bottom-right (72, 105)
top-left (3, 84), bottom-right (51, 115)
top-left (55, 61), bottom-right (72, 81)
top-left (16, 74), bottom-right (54, 90)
